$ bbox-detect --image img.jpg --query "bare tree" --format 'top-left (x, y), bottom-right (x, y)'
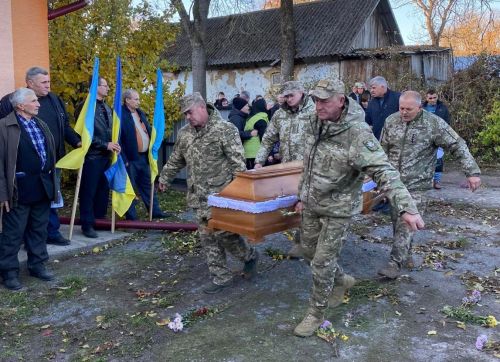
top-left (393, 0), bottom-right (495, 46)
top-left (169, 1), bottom-right (258, 98)
top-left (441, 10), bottom-right (498, 55)
top-left (280, 0), bottom-right (295, 81)
top-left (171, 0), bottom-right (210, 98)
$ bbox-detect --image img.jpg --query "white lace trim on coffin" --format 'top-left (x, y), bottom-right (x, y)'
top-left (207, 194), bottom-right (299, 214)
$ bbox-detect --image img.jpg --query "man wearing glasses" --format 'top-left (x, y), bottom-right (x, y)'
top-left (77, 77), bottom-right (120, 238)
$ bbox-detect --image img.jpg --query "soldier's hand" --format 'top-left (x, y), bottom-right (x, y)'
top-left (294, 201), bottom-right (304, 214)
top-left (158, 183), bottom-right (168, 192)
top-left (254, 163), bottom-right (263, 169)
top-left (401, 212), bottom-right (425, 231)
top-left (467, 176), bottom-right (481, 192)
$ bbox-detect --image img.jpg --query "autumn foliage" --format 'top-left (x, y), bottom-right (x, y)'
top-left (48, 0), bottom-right (184, 137)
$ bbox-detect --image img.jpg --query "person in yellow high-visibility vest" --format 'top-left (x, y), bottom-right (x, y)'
top-left (243, 98), bottom-right (269, 169)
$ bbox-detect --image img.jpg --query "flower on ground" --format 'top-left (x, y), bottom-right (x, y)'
top-left (433, 262), bottom-right (443, 270)
top-left (168, 313), bottom-right (183, 332)
top-left (476, 334), bottom-right (488, 350)
top-left (462, 289), bottom-right (482, 305)
top-left (320, 320), bottom-right (332, 329)
top-left (485, 315), bottom-right (497, 328)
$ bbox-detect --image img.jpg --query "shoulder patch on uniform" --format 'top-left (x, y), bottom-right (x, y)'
top-left (363, 139), bottom-right (379, 152)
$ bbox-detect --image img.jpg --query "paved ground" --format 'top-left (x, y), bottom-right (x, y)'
top-left (1, 165), bottom-right (499, 361)
top-left (18, 226), bottom-right (129, 264)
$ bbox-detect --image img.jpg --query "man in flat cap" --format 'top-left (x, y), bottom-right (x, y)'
top-left (293, 79), bottom-right (424, 337)
top-left (348, 81), bottom-right (368, 104)
top-left (158, 92), bottom-right (258, 294)
top-left (253, 80), bottom-right (316, 258)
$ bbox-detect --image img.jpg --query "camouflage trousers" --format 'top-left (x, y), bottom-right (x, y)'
top-left (197, 209), bottom-right (256, 285)
top-left (300, 208), bottom-right (351, 314)
top-left (389, 191), bottom-right (427, 266)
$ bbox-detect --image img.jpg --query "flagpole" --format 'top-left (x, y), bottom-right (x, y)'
top-left (149, 184), bottom-right (154, 221)
top-left (111, 208), bottom-right (116, 233)
top-left (69, 166), bottom-right (83, 240)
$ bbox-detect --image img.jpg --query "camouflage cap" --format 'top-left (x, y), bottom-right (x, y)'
top-left (281, 81), bottom-right (304, 96)
top-left (309, 79), bottom-right (346, 99)
top-left (355, 82), bottom-right (365, 88)
top-left (179, 92), bottom-right (205, 113)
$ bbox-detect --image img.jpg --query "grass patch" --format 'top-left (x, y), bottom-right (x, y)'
top-left (441, 305), bottom-right (488, 325)
top-left (349, 280), bottom-right (399, 305)
top-left (55, 275), bottom-right (86, 298)
top-left (128, 311), bottom-right (157, 328)
top-left (0, 291), bottom-right (42, 320)
top-left (161, 231), bottom-right (200, 254)
top-left (443, 237), bottom-right (470, 249)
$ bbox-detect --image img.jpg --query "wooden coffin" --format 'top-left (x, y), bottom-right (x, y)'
top-left (207, 161), bottom-right (303, 243)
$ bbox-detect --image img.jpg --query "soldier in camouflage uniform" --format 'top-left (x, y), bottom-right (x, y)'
top-left (293, 79), bottom-right (424, 337)
top-left (378, 91), bottom-right (481, 279)
top-left (254, 81), bottom-right (316, 257)
top-left (159, 93), bottom-right (259, 294)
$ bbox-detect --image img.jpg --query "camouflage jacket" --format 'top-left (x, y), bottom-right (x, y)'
top-left (299, 99), bottom-right (418, 218)
top-left (159, 105), bottom-right (246, 209)
top-left (380, 110), bottom-right (480, 191)
top-left (254, 95), bottom-right (315, 164)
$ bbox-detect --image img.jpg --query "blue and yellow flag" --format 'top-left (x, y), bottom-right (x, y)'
top-left (104, 56), bottom-right (136, 217)
top-left (148, 68), bottom-right (165, 184)
top-left (56, 58), bottom-right (99, 169)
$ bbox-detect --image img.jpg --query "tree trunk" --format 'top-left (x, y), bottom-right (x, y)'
top-left (172, 0), bottom-right (210, 99)
top-left (191, 42), bottom-right (207, 98)
top-left (280, 0), bottom-right (295, 82)
top-left (191, 0), bottom-right (210, 99)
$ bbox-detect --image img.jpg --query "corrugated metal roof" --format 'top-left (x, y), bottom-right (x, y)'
top-left (166, 0), bottom-right (401, 68)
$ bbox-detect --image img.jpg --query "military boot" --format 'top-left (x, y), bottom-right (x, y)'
top-left (293, 308), bottom-right (324, 337)
top-left (243, 252), bottom-right (259, 280)
top-left (202, 279), bottom-right (233, 294)
top-left (377, 261), bottom-right (401, 279)
top-left (329, 274), bottom-right (356, 308)
top-left (287, 243), bottom-right (304, 259)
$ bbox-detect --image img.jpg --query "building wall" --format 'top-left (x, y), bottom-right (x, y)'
top-left (0, 0), bottom-right (50, 96)
top-left (0, 0), bottom-right (15, 96)
top-left (167, 62), bottom-right (340, 103)
top-left (351, 11), bottom-right (392, 49)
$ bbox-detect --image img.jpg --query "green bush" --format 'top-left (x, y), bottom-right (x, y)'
top-left (442, 54), bottom-right (500, 162)
top-left (476, 100), bottom-right (500, 162)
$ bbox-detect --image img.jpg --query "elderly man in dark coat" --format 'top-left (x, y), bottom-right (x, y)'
top-left (0, 88), bottom-right (57, 290)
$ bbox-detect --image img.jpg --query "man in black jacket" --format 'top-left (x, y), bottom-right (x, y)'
top-left (423, 89), bottom-right (451, 189)
top-left (120, 89), bottom-right (166, 220)
top-left (0, 67), bottom-right (81, 246)
top-left (78, 77), bottom-right (120, 238)
top-left (365, 76), bottom-right (400, 140)
top-left (0, 88), bottom-right (57, 290)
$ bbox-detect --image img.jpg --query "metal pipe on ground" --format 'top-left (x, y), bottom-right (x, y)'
top-left (59, 217), bottom-right (197, 232)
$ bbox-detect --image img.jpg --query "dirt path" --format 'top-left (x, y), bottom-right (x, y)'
top-left (0, 166), bottom-right (498, 361)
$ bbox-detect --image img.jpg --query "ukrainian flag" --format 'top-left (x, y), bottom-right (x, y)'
top-left (56, 58), bottom-right (99, 169)
top-left (148, 68), bottom-right (165, 184)
top-left (104, 56), bottom-right (136, 217)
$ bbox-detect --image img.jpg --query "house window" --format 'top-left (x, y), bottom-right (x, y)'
top-left (271, 72), bottom-right (281, 85)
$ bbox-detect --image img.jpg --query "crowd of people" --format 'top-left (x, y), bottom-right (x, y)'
top-left (0, 68), bottom-right (482, 339)
top-left (159, 76), bottom-right (480, 337)
top-left (0, 67), bottom-right (167, 290)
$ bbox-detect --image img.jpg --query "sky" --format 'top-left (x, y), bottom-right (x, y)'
top-left (389, 1), bottom-right (424, 45)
